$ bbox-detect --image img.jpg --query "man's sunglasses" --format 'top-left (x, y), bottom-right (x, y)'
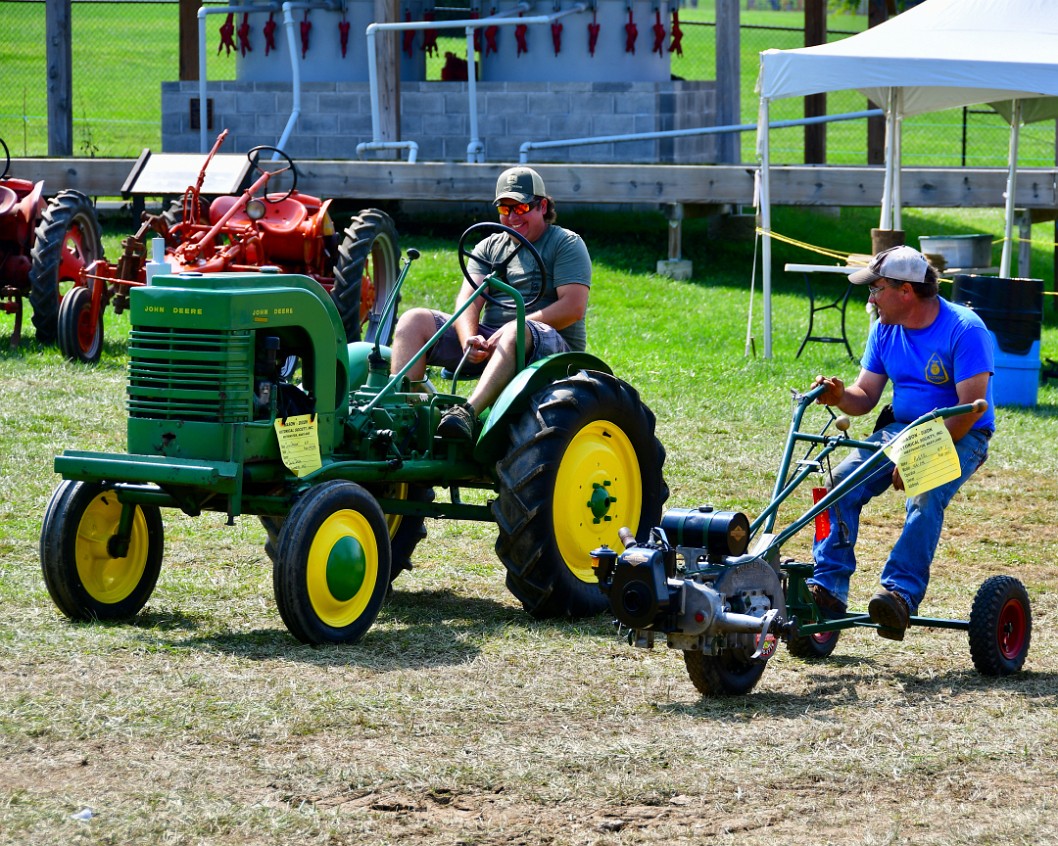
top-left (496, 199), bottom-right (540, 217)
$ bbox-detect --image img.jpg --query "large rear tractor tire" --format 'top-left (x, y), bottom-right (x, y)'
top-left (332, 209), bottom-right (399, 344)
top-left (57, 285), bottom-right (103, 363)
top-left (40, 481), bottom-right (164, 621)
top-left (273, 481), bottom-right (391, 644)
top-left (28, 190), bottom-right (103, 345)
top-left (968, 575), bottom-right (1031, 676)
top-left (494, 370), bottom-right (668, 619)
top-left (365, 483), bottom-right (433, 583)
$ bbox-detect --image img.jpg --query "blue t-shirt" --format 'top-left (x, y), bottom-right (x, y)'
top-left (862, 298), bottom-right (996, 433)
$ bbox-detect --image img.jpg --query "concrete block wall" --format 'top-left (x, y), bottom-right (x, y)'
top-left (161, 79), bottom-right (716, 164)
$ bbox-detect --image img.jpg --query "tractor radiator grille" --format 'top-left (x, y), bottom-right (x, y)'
top-left (127, 328), bottom-right (255, 422)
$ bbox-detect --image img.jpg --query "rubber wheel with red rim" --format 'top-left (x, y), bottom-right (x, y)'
top-left (968, 574), bottom-right (1031, 676)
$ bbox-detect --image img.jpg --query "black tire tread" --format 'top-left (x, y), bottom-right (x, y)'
top-left (332, 209), bottom-right (399, 344)
top-left (493, 370), bottom-right (668, 619)
top-left (28, 190), bottom-right (103, 345)
top-left (968, 574), bottom-right (1031, 676)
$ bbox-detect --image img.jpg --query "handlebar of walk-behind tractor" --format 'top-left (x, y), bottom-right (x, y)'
top-left (746, 389), bottom-right (988, 563)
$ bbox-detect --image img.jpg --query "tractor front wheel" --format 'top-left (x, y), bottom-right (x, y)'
top-left (273, 481), bottom-right (391, 644)
top-left (494, 370), bottom-right (668, 619)
top-left (57, 285), bottom-right (103, 363)
top-left (968, 575), bottom-right (1031, 676)
top-left (29, 190), bottom-right (103, 345)
top-left (40, 481), bottom-right (163, 621)
top-left (333, 210), bottom-right (399, 344)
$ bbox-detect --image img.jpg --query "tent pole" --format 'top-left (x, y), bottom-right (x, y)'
top-left (893, 89), bottom-right (903, 231)
top-left (879, 88), bottom-right (895, 231)
top-left (1000, 98), bottom-right (1022, 278)
top-left (758, 96), bottom-right (773, 359)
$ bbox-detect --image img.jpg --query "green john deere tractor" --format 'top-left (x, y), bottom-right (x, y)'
top-left (40, 223), bottom-right (668, 644)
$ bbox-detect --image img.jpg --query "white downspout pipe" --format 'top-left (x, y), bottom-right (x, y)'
top-left (360, 4), bottom-right (586, 162)
top-left (197, 3), bottom-right (278, 153)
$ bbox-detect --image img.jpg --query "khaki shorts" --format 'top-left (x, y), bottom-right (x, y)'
top-left (425, 311), bottom-right (570, 375)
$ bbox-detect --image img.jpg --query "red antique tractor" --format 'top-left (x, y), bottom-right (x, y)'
top-left (0, 137), bottom-right (104, 348)
top-left (61, 131), bottom-right (399, 363)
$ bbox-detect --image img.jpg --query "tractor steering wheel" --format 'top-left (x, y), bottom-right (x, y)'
top-left (457, 222), bottom-right (548, 311)
top-left (0, 138), bottom-right (10, 181)
top-left (246, 145), bottom-right (297, 203)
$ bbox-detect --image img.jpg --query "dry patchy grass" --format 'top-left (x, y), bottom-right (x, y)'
top-left (2, 275), bottom-right (1057, 845)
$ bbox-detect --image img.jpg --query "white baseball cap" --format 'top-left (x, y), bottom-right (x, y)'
top-left (849, 245), bottom-right (930, 286)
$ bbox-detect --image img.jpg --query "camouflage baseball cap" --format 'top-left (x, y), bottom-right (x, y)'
top-left (494, 166), bottom-right (547, 205)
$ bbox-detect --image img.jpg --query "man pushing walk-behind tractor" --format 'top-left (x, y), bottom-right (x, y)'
top-left (594, 245), bottom-right (1030, 696)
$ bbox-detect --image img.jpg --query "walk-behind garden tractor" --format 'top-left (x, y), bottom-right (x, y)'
top-left (59, 130), bottom-right (399, 363)
top-left (0, 137), bottom-right (103, 348)
top-left (40, 222), bottom-right (668, 644)
top-left (593, 385), bottom-right (1031, 696)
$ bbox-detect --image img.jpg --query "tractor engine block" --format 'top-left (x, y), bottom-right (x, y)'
top-left (593, 506), bottom-right (787, 656)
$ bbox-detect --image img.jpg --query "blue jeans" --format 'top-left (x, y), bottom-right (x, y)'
top-left (808, 423), bottom-right (990, 613)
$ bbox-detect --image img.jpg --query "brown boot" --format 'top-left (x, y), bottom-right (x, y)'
top-left (808, 583), bottom-right (847, 621)
top-left (868, 588), bottom-right (910, 641)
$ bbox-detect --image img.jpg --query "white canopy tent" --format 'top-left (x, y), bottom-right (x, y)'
top-left (755, 0), bottom-right (1058, 358)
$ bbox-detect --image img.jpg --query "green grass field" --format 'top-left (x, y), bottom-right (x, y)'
top-left (1, 204), bottom-right (1056, 843)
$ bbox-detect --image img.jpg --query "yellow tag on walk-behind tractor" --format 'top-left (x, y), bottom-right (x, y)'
top-left (883, 417), bottom-right (960, 498)
top-left (274, 414), bottom-right (322, 477)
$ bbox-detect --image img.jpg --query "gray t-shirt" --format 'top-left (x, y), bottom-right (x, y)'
top-left (468, 225), bottom-right (592, 351)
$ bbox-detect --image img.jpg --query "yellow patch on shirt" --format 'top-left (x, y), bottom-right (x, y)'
top-left (925, 353), bottom-right (950, 385)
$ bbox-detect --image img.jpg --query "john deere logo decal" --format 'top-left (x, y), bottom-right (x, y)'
top-left (925, 353), bottom-right (949, 385)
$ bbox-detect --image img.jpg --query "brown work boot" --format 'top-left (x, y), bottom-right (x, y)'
top-left (808, 583), bottom-right (847, 621)
top-left (436, 402), bottom-right (478, 441)
top-left (868, 588), bottom-right (910, 641)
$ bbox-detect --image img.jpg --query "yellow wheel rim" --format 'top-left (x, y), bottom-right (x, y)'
top-left (306, 508), bottom-right (379, 628)
top-left (553, 421), bottom-right (642, 583)
top-left (75, 492), bottom-right (151, 604)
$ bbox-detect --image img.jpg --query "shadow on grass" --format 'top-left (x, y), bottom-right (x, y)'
top-left (129, 587), bottom-right (555, 669)
top-left (657, 657), bottom-right (1057, 718)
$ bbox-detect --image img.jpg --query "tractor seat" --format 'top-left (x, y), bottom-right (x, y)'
top-left (208, 195), bottom-right (308, 235)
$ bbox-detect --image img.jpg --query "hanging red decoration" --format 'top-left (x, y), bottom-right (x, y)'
top-left (651, 9), bottom-right (665, 56)
top-left (422, 10), bottom-right (439, 57)
top-left (263, 12), bottom-right (278, 55)
top-left (237, 13), bottom-right (252, 56)
top-left (218, 13), bottom-right (236, 56)
top-left (300, 10), bottom-right (312, 59)
top-left (669, 9), bottom-right (683, 56)
top-left (587, 10), bottom-right (601, 57)
top-left (484, 20), bottom-right (499, 55)
top-left (339, 14), bottom-right (350, 57)
top-left (624, 8), bottom-right (638, 54)
top-left (551, 21), bottom-right (562, 56)
top-left (515, 15), bottom-right (528, 56)
top-left (472, 9), bottom-right (482, 53)
top-left (402, 10), bottom-right (415, 57)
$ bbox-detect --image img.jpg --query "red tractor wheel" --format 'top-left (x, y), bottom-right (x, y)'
top-left (57, 285), bottom-right (103, 364)
top-left (28, 190), bottom-right (103, 345)
top-left (333, 209), bottom-right (399, 344)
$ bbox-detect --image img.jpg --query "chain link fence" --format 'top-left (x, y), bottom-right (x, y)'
top-left (2, 0), bottom-right (1054, 166)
